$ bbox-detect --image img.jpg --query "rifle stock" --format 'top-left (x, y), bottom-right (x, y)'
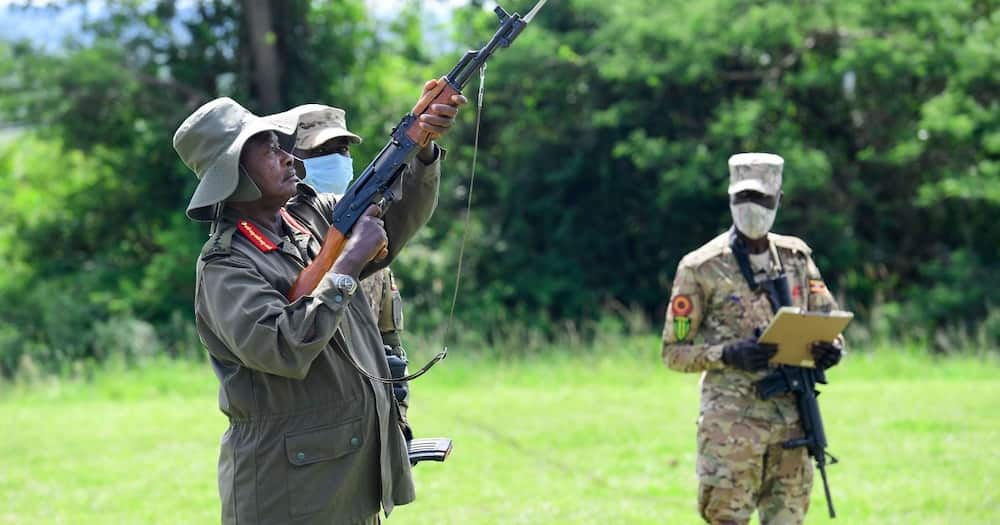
top-left (287, 227), bottom-right (347, 302)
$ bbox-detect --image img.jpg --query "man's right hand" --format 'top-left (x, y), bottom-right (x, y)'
top-left (722, 337), bottom-right (778, 371)
top-left (331, 204), bottom-right (388, 279)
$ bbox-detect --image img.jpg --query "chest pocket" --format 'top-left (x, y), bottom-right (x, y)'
top-left (709, 271), bottom-right (781, 339)
top-left (703, 273), bottom-right (763, 342)
top-left (711, 274), bottom-right (745, 320)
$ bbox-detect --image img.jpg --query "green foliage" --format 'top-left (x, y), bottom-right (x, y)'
top-left (415, 0), bottom-right (1000, 340)
top-left (0, 1), bottom-right (432, 374)
top-left (1, 0), bottom-right (999, 374)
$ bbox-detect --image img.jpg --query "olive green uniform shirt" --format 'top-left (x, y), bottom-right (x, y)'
top-left (195, 155), bottom-right (440, 525)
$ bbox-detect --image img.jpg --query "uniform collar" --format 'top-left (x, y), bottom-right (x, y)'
top-left (221, 206), bottom-right (309, 261)
top-left (728, 227), bottom-right (785, 282)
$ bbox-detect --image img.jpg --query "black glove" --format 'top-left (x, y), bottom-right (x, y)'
top-left (722, 337), bottom-right (778, 371)
top-left (811, 341), bottom-right (843, 370)
top-left (384, 346), bottom-right (409, 405)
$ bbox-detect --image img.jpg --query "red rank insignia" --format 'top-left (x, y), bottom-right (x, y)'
top-left (237, 220), bottom-right (277, 252)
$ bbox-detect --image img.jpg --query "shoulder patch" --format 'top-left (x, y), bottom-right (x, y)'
top-left (680, 231), bottom-right (730, 268)
top-left (237, 220), bottom-right (278, 252)
top-left (770, 233), bottom-right (812, 255)
top-left (671, 294), bottom-right (693, 316)
top-left (200, 225), bottom-right (236, 261)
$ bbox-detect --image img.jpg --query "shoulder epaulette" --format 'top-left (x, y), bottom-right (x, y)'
top-left (680, 232), bottom-right (731, 268)
top-left (770, 233), bottom-right (812, 255)
top-left (237, 220), bottom-right (278, 252)
top-left (200, 225), bottom-right (237, 261)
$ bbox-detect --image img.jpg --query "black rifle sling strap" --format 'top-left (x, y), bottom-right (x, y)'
top-left (729, 229), bottom-right (792, 314)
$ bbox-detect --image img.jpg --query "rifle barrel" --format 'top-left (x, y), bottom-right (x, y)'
top-left (286, 2), bottom-right (536, 300)
top-left (818, 461), bottom-right (836, 518)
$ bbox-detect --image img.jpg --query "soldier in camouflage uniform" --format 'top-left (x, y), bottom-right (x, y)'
top-left (357, 267), bottom-right (410, 434)
top-left (661, 153), bottom-right (845, 525)
top-left (283, 104), bottom-right (412, 438)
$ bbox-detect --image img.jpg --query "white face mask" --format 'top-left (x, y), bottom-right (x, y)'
top-left (301, 153), bottom-right (353, 195)
top-left (731, 201), bottom-right (777, 239)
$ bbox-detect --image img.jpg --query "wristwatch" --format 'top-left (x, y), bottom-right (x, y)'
top-left (330, 274), bottom-right (358, 295)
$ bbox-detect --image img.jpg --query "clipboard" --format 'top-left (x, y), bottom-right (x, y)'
top-left (758, 307), bottom-right (853, 368)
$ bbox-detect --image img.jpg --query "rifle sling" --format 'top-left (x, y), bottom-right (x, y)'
top-left (333, 65), bottom-right (489, 386)
top-left (729, 230), bottom-right (792, 313)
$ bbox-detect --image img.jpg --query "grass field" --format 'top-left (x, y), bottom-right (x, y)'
top-left (2, 337), bottom-right (999, 524)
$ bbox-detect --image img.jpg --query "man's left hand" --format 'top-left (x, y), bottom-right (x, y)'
top-left (415, 79), bottom-right (467, 162)
top-left (811, 340), bottom-right (843, 370)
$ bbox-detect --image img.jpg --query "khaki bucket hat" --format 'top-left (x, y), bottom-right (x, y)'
top-left (283, 104), bottom-right (362, 151)
top-left (174, 97), bottom-right (298, 221)
top-left (728, 152), bottom-right (783, 196)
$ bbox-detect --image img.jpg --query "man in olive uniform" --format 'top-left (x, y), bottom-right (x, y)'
top-left (173, 82), bottom-right (464, 524)
top-left (284, 104), bottom-right (412, 435)
top-left (661, 153), bottom-right (844, 525)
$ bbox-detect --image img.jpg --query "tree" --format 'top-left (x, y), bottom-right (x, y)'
top-left (0, 0), bottom-right (431, 373)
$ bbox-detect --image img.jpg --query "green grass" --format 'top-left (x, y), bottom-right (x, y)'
top-left (2, 338), bottom-right (999, 524)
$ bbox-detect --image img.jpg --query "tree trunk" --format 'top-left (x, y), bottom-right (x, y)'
top-left (242, 0), bottom-right (282, 112)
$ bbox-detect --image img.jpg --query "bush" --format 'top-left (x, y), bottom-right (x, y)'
top-left (91, 316), bottom-right (162, 365)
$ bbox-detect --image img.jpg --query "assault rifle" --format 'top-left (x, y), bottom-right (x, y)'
top-left (757, 365), bottom-right (839, 518)
top-left (287, 1), bottom-right (547, 301)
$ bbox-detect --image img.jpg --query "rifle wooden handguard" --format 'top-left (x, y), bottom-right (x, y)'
top-left (406, 77), bottom-right (462, 148)
top-left (286, 227), bottom-right (347, 302)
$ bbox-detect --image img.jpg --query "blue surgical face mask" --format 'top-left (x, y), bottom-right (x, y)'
top-left (301, 153), bottom-right (354, 195)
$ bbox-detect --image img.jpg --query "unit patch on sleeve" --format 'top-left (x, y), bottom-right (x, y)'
top-left (671, 294), bottom-right (693, 317)
top-left (809, 279), bottom-right (828, 295)
top-left (671, 294), bottom-right (693, 341)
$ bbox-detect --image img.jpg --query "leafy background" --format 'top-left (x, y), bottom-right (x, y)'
top-left (1, 0), bottom-right (998, 376)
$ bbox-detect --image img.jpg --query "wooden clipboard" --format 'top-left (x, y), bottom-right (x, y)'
top-left (758, 307), bottom-right (853, 368)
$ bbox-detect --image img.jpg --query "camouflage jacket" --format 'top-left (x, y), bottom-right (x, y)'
top-left (360, 267), bottom-right (409, 419)
top-left (360, 267), bottom-right (405, 346)
top-left (661, 228), bottom-right (841, 421)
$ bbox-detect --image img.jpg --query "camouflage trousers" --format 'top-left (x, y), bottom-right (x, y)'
top-left (696, 412), bottom-right (813, 525)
